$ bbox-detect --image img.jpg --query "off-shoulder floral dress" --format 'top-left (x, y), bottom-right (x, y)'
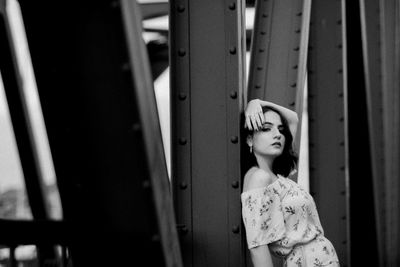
top-left (241, 174), bottom-right (340, 267)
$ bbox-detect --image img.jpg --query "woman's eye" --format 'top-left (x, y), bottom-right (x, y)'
top-left (261, 128), bottom-right (271, 132)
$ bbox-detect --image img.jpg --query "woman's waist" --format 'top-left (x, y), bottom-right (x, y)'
top-left (270, 233), bottom-right (324, 258)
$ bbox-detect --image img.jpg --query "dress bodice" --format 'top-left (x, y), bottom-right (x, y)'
top-left (241, 175), bottom-right (324, 257)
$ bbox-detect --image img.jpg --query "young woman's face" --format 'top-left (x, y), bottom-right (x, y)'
top-left (251, 110), bottom-right (286, 158)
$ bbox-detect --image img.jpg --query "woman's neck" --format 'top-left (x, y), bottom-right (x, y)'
top-left (254, 153), bottom-right (275, 176)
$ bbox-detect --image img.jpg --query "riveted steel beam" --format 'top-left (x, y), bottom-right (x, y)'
top-left (170, 0), bottom-right (246, 266)
top-left (247, 0), bottom-right (306, 110)
top-left (307, 0), bottom-right (349, 265)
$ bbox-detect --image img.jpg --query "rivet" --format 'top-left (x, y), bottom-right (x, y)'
top-left (289, 102), bottom-right (295, 107)
top-left (294, 46), bottom-right (299, 51)
top-left (180, 182), bottom-right (188, 189)
top-left (230, 91), bottom-right (237, 99)
top-left (339, 117), bottom-right (344, 122)
top-left (181, 226), bottom-right (188, 235)
top-left (178, 93), bottom-right (187, 100)
top-left (340, 166), bottom-right (345, 171)
top-left (151, 235), bottom-right (160, 242)
top-left (337, 20), bottom-right (342, 25)
top-left (179, 138), bottom-right (187, 145)
top-left (295, 29), bottom-right (301, 33)
top-left (257, 66), bottom-right (263, 71)
top-left (230, 136), bottom-right (238, 144)
top-left (228, 2), bottom-right (236, 10)
top-left (259, 48), bottom-right (265, 52)
top-left (337, 44), bottom-right (343, 49)
top-left (339, 141), bottom-right (344, 146)
top-left (340, 191), bottom-right (346, 195)
top-left (293, 65), bottom-right (298, 69)
top-left (229, 46), bottom-right (237, 54)
top-left (338, 92), bottom-right (343, 97)
top-left (255, 84), bottom-right (261, 89)
top-left (341, 216), bottom-right (346, 220)
top-left (110, 1), bottom-right (119, 8)
top-left (296, 12), bottom-right (302, 16)
top-left (291, 83), bottom-right (297, 88)
top-left (342, 240), bottom-right (347, 245)
top-left (178, 49), bottom-right (186, 57)
top-left (262, 13), bottom-right (268, 18)
top-left (121, 62), bottom-right (130, 72)
top-left (260, 31), bottom-right (266, 35)
top-left (232, 181), bottom-right (239, 188)
top-left (132, 123), bottom-right (141, 132)
top-left (177, 4), bottom-right (185, 12)
top-left (338, 69), bottom-right (343, 74)
top-left (232, 226), bottom-right (240, 234)
top-left (143, 180), bottom-right (151, 189)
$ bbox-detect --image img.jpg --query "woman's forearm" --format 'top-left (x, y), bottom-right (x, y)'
top-left (255, 99), bottom-right (299, 139)
top-left (250, 245), bottom-right (274, 267)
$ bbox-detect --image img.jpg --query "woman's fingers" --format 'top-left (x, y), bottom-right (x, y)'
top-left (250, 115), bottom-right (258, 131)
top-left (254, 114), bottom-right (262, 129)
top-left (257, 112), bottom-right (265, 125)
top-left (245, 116), bottom-right (253, 131)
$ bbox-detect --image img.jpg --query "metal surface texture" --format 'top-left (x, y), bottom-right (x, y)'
top-left (170, 0), bottom-right (246, 266)
top-left (307, 0), bottom-right (349, 265)
top-left (346, 1), bottom-right (379, 266)
top-left (247, 0), bottom-right (305, 110)
top-left (380, 0), bottom-right (400, 265)
top-left (16, 1), bottom-right (181, 266)
top-left (359, 0), bottom-right (385, 265)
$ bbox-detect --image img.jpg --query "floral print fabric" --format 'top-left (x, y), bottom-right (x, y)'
top-left (241, 175), bottom-right (340, 266)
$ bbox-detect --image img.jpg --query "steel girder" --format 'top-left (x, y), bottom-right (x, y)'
top-left (308, 0), bottom-right (349, 265)
top-left (359, 0), bottom-right (385, 265)
top-left (247, 0), bottom-right (308, 117)
top-left (170, 0), bottom-right (246, 266)
top-left (15, 1), bottom-right (182, 266)
top-left (379, 0), bottom-right (400, 265)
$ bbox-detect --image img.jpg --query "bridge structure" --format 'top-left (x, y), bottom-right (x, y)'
top-left (0, 0), bottom-right (399, 266)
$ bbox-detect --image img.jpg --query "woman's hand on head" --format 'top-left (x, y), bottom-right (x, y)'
top-left (245, 99), bottom-right (265, 131)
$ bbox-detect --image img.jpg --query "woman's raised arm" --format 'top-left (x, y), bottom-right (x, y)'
top-left (244, 99), bottom-right (299, 140)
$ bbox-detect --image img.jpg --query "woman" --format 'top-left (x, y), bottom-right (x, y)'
top-left (241, 99), bottom-right (340, 267)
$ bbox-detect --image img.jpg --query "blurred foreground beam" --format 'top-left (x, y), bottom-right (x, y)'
top-left (17, 1), bottom-right (182, 266)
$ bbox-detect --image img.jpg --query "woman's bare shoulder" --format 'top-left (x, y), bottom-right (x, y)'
top-left (243, 167), bottom-right (273, 192)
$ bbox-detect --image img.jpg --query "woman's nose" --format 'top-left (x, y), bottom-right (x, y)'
top-left (273, 129), bottom-right (282, 139)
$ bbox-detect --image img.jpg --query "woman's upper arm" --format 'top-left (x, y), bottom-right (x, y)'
top-left (243, 169), bottom-right (273, 192)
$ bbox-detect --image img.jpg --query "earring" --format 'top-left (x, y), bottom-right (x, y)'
top-left (250, 146), bottom-right (253, 153)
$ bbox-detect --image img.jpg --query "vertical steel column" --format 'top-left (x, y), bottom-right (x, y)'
top-left (247, 0), bottom-right (305, 111)
top-left (346, 0), bottom-right (380, 265)
top-left (307, 0), bottom-right (349, 265)
top-left (380, 0), bottom-right (400, 265)
top-left (170, 0), bottom-right (246, 266)
top-left (359, 0), bottom-right (384, 265)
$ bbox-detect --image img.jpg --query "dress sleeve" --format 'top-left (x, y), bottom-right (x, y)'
top-left (241, 187), bottom-right (285, 249)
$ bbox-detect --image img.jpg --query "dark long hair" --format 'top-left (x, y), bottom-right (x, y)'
top-left (242, 107), bottom-right (298, 177)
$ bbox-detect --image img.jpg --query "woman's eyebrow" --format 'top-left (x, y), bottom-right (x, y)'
top-left (262, 122), bottom-right (283, 127)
